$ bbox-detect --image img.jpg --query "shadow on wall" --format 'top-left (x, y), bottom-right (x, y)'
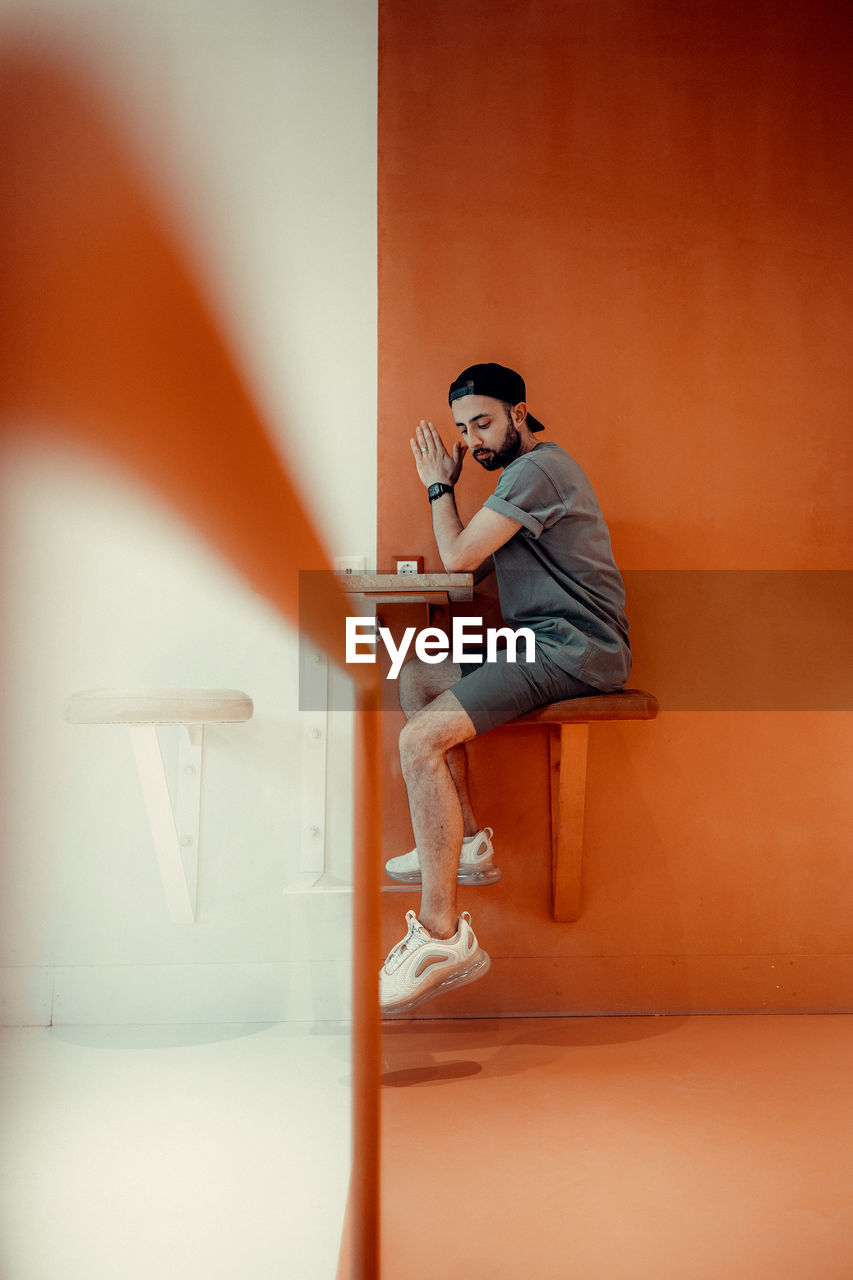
top-left (0, 47), bottom-right (349, 663)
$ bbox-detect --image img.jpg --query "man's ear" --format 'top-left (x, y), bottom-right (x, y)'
top-left (513, 401), bottom-right (528, 428)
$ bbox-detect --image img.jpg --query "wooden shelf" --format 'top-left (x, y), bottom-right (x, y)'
top-left (334, 572), bottom-right (473, 602)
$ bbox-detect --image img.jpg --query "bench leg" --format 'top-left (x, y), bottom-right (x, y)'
top-left (549, 723), bottom-right (589, 921)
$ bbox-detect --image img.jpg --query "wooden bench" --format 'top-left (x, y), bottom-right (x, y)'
top-left (511, 689), bottom-right (659, 921)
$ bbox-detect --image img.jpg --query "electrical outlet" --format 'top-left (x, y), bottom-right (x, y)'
top-left (333, 555), bottom-right (366, 573)
top-left (395, 555), bottom-right (424, 575)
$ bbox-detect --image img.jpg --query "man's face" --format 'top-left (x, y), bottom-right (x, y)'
top-left (452, 394), bottom-right (524, 471)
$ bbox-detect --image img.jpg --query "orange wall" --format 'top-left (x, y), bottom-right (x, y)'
top-left (378, 0), bottom-right (853, 1013)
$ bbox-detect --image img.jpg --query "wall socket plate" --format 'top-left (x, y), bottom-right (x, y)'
top-left (394, 555), bottom-right (424, 575)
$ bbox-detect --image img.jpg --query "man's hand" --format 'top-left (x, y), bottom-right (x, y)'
top-left (410, 419), bottom-right (467, 488)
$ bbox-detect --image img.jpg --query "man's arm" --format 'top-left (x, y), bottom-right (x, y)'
top-left (429, 492), bottom-right (520, 572)
top-left (410, 419), bottom-right (521, 572)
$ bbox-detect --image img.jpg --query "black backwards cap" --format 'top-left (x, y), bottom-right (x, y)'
top-left (448, 362), bottom-right (545, 432)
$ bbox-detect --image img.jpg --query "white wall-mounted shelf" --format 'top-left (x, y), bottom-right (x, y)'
top-left (64, 688), bottom-right (254, 924)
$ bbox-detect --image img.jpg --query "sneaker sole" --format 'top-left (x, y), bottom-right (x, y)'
top-left (380, 950), bottom-right (491, 1018)
top-left (384, 866), bottom-right (502, 886)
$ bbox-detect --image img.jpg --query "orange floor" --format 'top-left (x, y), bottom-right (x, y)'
top-left (381, 1015), bottom-right (853, 1279)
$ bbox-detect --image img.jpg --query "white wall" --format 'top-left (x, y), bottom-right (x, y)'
top-left (0, 0), bottom-right (377, 1025)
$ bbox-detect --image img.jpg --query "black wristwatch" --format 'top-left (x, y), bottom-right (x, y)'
top-left (427, 482), bottom-right (454, 503)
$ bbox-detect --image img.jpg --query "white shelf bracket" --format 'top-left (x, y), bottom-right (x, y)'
top-left (294, 649), bottom-right (329, 890)
top-left (64, 688), bottom-right (253, 925)
top-left (128, 724), bottom-right (202, 924)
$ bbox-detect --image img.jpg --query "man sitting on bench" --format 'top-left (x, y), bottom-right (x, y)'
top-left (379, 363), bottom-right (631, 1016)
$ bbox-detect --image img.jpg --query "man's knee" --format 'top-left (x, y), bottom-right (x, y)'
top-left (398, 692), bottom-right (475, 780)
top-left (398, 655), bottom-right (458, 718)
top-left (398, 658), bottom-right (427, 717)
top-left (398, 712), bottom-right (434, 780)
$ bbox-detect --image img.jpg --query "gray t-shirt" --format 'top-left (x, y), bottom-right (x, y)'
top-left (483, 441), bottom-right (631, 690)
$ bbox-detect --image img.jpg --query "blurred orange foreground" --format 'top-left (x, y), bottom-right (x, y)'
top-left (0, 51), bottom-right (380, 1279)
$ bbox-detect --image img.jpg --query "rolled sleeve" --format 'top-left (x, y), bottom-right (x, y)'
top-left (484, 494), bottom-right (543, 537)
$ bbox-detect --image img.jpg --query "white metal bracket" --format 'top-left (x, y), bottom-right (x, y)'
top-left (287, 648), bottom-right (329, 891)
top-left (64, 688), bottom-right (253, 925)
top-left (128, 724), bottom-right (203, 924)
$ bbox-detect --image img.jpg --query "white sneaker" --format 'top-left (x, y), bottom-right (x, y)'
top-left (379, 910), bottom-right (491, 1017)
top-left (384, 827), bottom-right (501, 886)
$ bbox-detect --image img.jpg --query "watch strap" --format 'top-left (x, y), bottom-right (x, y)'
top-left (427, 482), bottom-right (454, 503)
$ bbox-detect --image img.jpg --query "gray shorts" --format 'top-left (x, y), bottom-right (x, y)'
top-left (450, 646), bottom-right (601, 736)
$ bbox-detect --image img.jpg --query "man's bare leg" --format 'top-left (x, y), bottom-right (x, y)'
top-left (398, 657), bottom-right (479, 838)
top-left (397, 689), bottom-right (478, 938)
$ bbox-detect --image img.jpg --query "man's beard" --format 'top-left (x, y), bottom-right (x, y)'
top-left (472, 415), bottom-right (522, 471)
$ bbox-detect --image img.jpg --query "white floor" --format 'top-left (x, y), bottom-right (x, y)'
top-left (0, 1023), bottom-right (351, 1280)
